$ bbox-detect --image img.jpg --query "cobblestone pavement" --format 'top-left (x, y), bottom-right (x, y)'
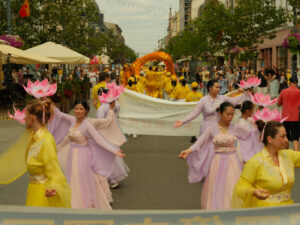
top-left (0, 113), bottom-right (299, 210)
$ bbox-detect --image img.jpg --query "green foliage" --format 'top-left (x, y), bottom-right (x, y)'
top-left (165, 0), bottom-right (289, 64)
top-left (287, 0), bottom-right (300, 9)
top-left (287, 35), bottom-right (300, 54)
top-left (98, 29), bottom-right (137, 63)
top-left (0, 0), bottom-right (115, 56)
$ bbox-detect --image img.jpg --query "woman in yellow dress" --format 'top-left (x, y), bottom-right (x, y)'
top-left (0, 99), bottom-right (71, 207)
top-left (232, 121), bottom-right (300, 208)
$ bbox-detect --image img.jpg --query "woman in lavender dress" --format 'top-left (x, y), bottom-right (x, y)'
top-left (48, 99), bottom-right (125, 209)
top-left (179, 102), bottom-right (257, 210)
top-left (95, 99), bottom-right (129, 188)
top-left (174, 79), bottom-right (250, 136)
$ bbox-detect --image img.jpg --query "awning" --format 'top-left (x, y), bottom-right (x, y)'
top-left (26, 42), bottom-right (90, 64)
top-left (0, 44), bottom-right (61, 64)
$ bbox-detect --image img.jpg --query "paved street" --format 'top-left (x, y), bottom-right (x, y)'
top-left (0, 114), bottom-right (299, 210)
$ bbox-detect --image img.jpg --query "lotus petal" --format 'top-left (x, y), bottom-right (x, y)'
top-left (252, 108), bottom-right (287, 122)
top-left (8, 106), bottom-right (25, 124)
top-left (250, 93), bottom-right (277, 107)
top-left (23, 79), bottom-right (57, 99)
top-left (98, 82), bottom-right (125, 103)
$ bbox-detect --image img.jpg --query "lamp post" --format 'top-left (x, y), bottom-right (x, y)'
top-left (291, 6), bottom-right (298, 79)
top-left (5, 0), bottom-right (13, 96)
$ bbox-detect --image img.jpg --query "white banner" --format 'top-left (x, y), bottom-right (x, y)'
top-left (118, 89), bottom-right (202, 136)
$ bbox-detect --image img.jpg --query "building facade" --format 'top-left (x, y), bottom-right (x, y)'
top-left (256, 0), bottom-right (300, 70)
top-left (104, 22), bottom-right (125, 44)
top-left (179, 0), bottom-right (192, 31)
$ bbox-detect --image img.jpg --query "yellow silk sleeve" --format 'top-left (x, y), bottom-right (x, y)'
top-left (284, 150), bottom-right (300, 167)
top-left (0, 129), bottom-right (32, 184)
top-left (232, 158), bottom-right (257, 208)
top-left (39, 133), bottom-right (71, 207)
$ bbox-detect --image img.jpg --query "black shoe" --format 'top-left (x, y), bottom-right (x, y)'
top-left (190, 136), bottom-right (197, 143)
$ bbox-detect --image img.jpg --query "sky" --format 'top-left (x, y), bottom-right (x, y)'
top-left (95, 0), bottom-right (179, 56)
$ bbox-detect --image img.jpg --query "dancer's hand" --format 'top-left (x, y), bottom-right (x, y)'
top-left (116, 150), bottom-right (126, 158)
top-left (253, 189), bottom-right (270, 200)
top-left (178, 149), bottom-right (192, 160)
top-left (174, 121), bottom-right (183, 128)
top-left (110, 101), bottom-right (115, 110)
top-left (45, 189), bottom-right (56, 197)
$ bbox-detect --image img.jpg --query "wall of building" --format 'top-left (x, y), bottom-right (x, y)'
top-left (191, 0), bottom-right (203, 20)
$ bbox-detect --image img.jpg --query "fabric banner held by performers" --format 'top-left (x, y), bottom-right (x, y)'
top-left (118, 89), bottom-right (201, 136)
top-left (0, 204), bottom-right (300, 225)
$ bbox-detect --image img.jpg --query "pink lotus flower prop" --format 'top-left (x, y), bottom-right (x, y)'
top-left (252, 108), bottom-right (288, 123)
top-left (99, 82), bottom-right (125, 103)
top-left (238, 77), bottom-right (261, 89)
top-left (23, 79), bottom-right (57, 99)
top-left (8, 106), bottom-right (26, 124)
top-left (250, 93), bottom-right (277, 107)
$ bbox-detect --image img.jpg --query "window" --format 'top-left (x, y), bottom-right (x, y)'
top-left (277, 46), bottom-right (288, 70)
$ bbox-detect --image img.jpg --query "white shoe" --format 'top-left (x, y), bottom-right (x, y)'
top-left (110, 182), bottom-right (120, 189)
top-left (132, 134), bottom-right (138, 138)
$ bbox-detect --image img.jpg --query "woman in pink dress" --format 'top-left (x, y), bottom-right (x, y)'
top-left (96, 99), bottom-right (129, 188)
top-left (48, 99), bottom-right (125, 209)
top-left (179, 102), bottom-right (257, 210)
top-left (174, 79), bottom-right (250, 136)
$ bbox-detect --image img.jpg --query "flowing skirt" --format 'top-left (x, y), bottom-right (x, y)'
top-left (67, 143), bottom-right (112, 210)
top-left (201, 151), bottom-right (242, 210)
top-left (109, 157), bottom-right (130, 184)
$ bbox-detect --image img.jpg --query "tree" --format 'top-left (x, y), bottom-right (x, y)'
top-left (0, 0), bottom-right (103, 55)
top-left (165, 0), bottom-right (289, 65)
top-left (228, 0), bottom-right (288, 62)
top-left (98, 29), bottom-right (137, 63)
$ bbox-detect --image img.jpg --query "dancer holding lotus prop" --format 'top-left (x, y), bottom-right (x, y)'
top-left (232, 110), bottom-right (300, 208)
top-left (179, 102), bottom-right (261, 210)
top-left (96, 82), bottom-right (130, 189)
top-left (0, 79), bottom-right (71, 208)
top-left (48, 81), bottom-right (125, 209)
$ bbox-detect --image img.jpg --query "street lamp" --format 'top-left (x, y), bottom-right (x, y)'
top-left (291, 6), bottom-right (298, 79)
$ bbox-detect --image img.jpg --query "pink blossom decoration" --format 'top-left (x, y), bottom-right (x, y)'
top-left (238, 77), bottom-right (261, 89)
top-left (23, 79), bottom-right (57, 99)
top-left (99, 82), bottom-right (125, 103)
top-left (250, 93), bottom-right (277, 107)
top-left (0, 34), bottom-right (23, 48)
top-left (252, 108), bottom-right (288, 123)
top-left (8, 106), bottom-right (26, 124)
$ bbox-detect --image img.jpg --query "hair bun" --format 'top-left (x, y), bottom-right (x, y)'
top-left (255, 120), bottom-right (265, 132)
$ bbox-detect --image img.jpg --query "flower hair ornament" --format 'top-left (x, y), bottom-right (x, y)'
top-left (8, 105), bottom-right (26, 124)
top-left (23, 79), bottom-right (57, 99)
top-left (98, 82), bottom-right (125, 103)
top-left (252, 108), bottom-right (288, 141)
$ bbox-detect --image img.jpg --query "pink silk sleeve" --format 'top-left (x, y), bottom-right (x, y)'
top-left (223, 92), bottom-right (249, 105)
top-left (233, 124), bottom-right (263, 161)
top-left (48, 107), bottom-right (74, 145)
top-left (83, 120), bottom-right (119, 154)
top-left (182, 99), bottom-right (204, 124)
top-left (89, 110), bottom-right (114, 130)
top-left (186, 126), bottom-right (214, 183)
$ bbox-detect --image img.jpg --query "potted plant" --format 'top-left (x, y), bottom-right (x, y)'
top-left (282, 33), bottom-right (300, 55)
top-left (62, 80), bottom-right (73, 113)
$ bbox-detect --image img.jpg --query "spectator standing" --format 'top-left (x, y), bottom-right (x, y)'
top-left (88, 67), bottom-right (97, 87)
top-left (17, 69), bottom-right (24, 86)
top-left (219, 75), bottom-right (228, 95)
top-left (226, 69), bottom-right (235, 92)
top-left (297, 68), bottom-right (300, 88)
top-left (269, 66), bottom-right (279, 99)
top-left (201, 67), bottom-right (210, 95)
top-left (257, 67), bottom-right (268, 95)
top-left (277, 77), bottom-right (300, 151)
top-left (278, 71), bottom-right (288, 94)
